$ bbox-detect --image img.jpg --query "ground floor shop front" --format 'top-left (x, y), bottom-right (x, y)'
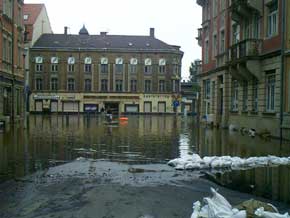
top-left (30, 92), bottom-right (181, 114)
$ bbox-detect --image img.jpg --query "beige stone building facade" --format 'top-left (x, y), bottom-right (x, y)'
top-left (29, 27), bottom-right (183, 114)
top-left (196, 0), bottom-right (285, 137)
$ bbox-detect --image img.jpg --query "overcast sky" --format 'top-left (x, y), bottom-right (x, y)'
top-left (24, 0), bottom-right (202, 80)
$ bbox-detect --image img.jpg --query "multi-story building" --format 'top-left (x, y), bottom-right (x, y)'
top-left (23, 3), bottom-right (52, 112)
top-left (29, 27), bottom-right (183, 114)
top-left (196, 0), bottom-right (284, 137)
top-left (0, 0), bottom-right (24, 123)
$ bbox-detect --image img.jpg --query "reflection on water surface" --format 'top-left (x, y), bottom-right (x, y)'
top-left (0, 115), bottom-right (289, 205)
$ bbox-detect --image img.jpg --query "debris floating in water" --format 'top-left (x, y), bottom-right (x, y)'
top-left (168, 154), bottom-right (290, 171)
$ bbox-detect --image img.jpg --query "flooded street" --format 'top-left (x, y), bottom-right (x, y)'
top-left (0, 115), bottom-right (290, 218)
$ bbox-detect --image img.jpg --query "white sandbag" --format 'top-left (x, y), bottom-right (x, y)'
top-left (255, 207), bottom-right (290, 218)
top-left (190, 188), bottom-right (246, 218)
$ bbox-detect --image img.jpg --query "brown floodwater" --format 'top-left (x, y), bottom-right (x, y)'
top-left (0, 114), bottom-right (290, 206)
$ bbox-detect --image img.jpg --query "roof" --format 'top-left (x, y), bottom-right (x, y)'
top-left (23, 4), bottom-right (44, 25)
top-left (32, 34), bottom-right (183, 53)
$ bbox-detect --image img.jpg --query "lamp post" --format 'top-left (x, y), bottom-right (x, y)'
top-left (23, 47), bottom-right (29, 129)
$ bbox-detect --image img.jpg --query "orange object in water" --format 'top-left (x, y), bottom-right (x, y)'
top-left (119, 117), bottom-right (128, 121)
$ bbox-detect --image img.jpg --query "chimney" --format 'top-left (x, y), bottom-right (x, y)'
top-left (100, 32), bottom-right (107, 36)
top-left (64, 26), bottom-right (68, 35)
top-left (150, 28), bottom-right (155, 38)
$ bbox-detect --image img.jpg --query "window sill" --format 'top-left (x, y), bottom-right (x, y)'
top-left (230, 110), bottom-right (239, 114)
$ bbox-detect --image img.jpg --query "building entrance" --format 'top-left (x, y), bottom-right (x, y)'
top-left (104, 102), bottom-right (119, 115)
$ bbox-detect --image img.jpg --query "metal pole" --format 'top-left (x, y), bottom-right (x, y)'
top-left (11, 0), bottom-right (15, 123)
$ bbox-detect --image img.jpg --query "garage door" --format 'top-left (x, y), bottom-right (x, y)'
top-left (144, 102), bottom-right (152, 113)
top-left (35, 101), bottom-right (43, 112)
top-left (51, 101), bottom-right (58, 112)
top-left (125, 105), bottom-right (139, 113)
top-left (158, 102), bottom-right (166, 113)
top-left (63, 102), bottom-right (79, 112)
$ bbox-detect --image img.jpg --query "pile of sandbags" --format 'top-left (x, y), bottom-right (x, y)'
top-left (168, 154), bottom-right (290, 171)
top-left (190, 188), bottom-right (290, 218)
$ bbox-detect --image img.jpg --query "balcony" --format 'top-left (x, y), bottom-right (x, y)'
top-left (196, 28), bottom-right (202, 47)
top-left (231, 0), bottom-right (263, 23)
top-left (229, 39), bottom-right (262, 61)
top-left (228, 39), bottom-right (262, 80)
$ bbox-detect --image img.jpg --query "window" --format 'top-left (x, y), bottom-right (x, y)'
top-left (130, 58), bottom-right (138, 73)
top-left (232, 80), bottom-right (239, 111)
top-left (36, 78), bottom-right (43, 91)
top-left (101, 79), bottom-right (108, 92)
top-left (144, 58), bottom-right (152, 74)
top-left (253, 15), bottom-right (260, 38)
top-left (212, 0), bottom-right (218, 17)
top-left (101, 64), bottom-right (108, 74)
top-left (36, 64), bottom-right (43, 72)
top-left (85, 64), bottom-right (92, 73)
top-left (204, 79), bottom-right (211, 99)
top-left (3, 0), bottom-right (13, 18)
top-left (173, 64), bottom-right (179, 75)
top-left (242, 81), bottom-right (248, 111)
top-left (129, 65), bottom-right (137, 74)
top-left (267, 1), bottom-right (278, 37)
top-left (213, 34), bottom-right (217, 57)
top-left (220, 0), bottom-right (226, 11)
top-left (68, 64), bottom-right (74, 72)
top-left (266, 73), bottom-right (275, 112)
top-left (159, 59), bottom-right (166, 74)
top-left (51, 78), bottom-right (58, 91)
top-left (67, 78), bottom-right (75, 91)
top-left (130, 80), bottom-right (137, 92)
top-left (145, 80), bottom-right (151, 92)
top-left (244, 20), bottom-right (250, 39)
top-left (232, 24), bottom-right (240, 44)
top-left (205, 40), bottom-right (209, 63)
top-left (51, 64), bottom-right (58, 72)
top-left (159, 80), bottom-right (165, 92)
top-left (115, 58), bottom-right (123, 74)
top-left (144, 65), bottom-right (152, 74)
top-left (172, 80), bottom-right (180, 92)
top-left (252, 79), bottom-right (258, 112)
top-left (84, 79), bottom-right (92, 92)
top-left (159, 65), bottom-right (166, 74)
top-left (23, 14), bottom-right (29, 20)
top-left (220, 30), bottom-right (225, 53)
top-left (115, 80), bottom-right (123, 92)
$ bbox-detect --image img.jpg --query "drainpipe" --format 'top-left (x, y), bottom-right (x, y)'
top-left (11, 0), bottom-right (15, 123)
top-left (280, 0), bottom-right (286, 144)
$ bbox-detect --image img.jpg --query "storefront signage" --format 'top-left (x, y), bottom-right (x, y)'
top-left (33, 95), bottom-right (59, 100)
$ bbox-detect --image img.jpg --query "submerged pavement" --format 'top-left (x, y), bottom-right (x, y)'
top-left (0, 159), bottom-right (289, 218)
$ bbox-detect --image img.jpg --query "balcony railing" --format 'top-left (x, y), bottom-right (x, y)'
top-left (196, 28), bottom-right (202, 47)
top-left (229, 39), bottom-right (262, 62)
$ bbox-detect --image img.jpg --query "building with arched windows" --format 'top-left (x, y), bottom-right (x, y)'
top-left (29, 27), bottom-right (183, 114)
